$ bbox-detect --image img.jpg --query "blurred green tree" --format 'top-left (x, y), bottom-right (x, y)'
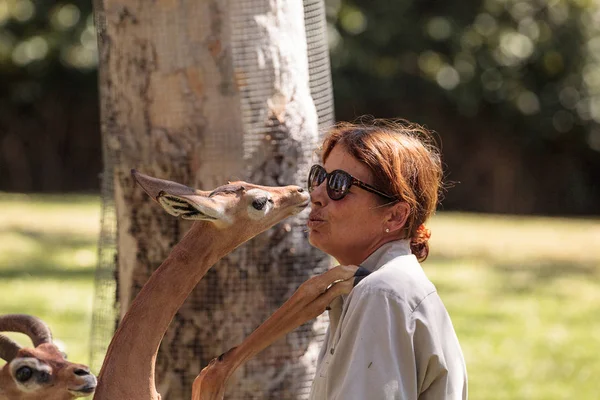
top-left (0, 0), bottom-right (598, 214)
top-left (0, 0), bottom-right (99, 192)
top-left (326, 0), bottom-right (600, 214)
top-left (0, 0), bottom-right (97, 91)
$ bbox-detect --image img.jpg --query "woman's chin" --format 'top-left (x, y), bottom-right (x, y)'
top-left (308, 230), bottom-right (331, 253)
top-left (308, 230), bottom-right (323, 248)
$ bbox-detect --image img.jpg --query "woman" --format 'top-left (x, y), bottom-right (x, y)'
top-left (306, 119), bottom-right (467, 400)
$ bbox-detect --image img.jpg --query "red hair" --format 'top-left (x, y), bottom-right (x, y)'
top-left (320, 118), bottom-right (443, 262)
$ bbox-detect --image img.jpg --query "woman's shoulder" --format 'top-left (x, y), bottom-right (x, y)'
top-left (354, 254), bottom-right (437, 313)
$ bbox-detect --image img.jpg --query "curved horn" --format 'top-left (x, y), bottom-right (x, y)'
top-left (0, 334), bottom-right (22, 362)
top-left (0, 315), bottom-right (53, 347)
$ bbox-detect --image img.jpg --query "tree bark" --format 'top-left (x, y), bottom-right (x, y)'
top-left (95, 1), bottom-right (331, 398)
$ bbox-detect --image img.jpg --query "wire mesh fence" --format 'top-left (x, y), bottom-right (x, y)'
top-left (90, 1), bottom-right (334, 398)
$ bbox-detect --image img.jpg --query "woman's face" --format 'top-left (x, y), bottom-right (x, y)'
top-left (307, 144), bottom-right (390, 265)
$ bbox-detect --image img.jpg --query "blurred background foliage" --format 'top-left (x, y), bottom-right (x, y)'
top-left (0, 0), bottom-right (99, 192)
top-left (326, 0), bottom-right (600, 214)
top-left (0, 0), bottom-right (598, 215)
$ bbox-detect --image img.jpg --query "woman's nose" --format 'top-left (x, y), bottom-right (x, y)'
top-left (310, 180), bottom-right (327, 206)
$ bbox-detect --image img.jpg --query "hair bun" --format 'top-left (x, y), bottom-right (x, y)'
top-left (410, 224), bottom-right (431, 262)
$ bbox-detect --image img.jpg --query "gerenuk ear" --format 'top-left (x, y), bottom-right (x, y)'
top-left (131, 169), bottom-right (226, 221)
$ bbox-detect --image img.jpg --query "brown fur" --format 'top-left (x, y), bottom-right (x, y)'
top-left (0, 316), bottom-right (96, 400)
top-left (92, 171), bottom-right (309, 400)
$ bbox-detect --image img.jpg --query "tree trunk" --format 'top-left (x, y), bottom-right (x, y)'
top-left (94, 1), bottom-right (331, 398)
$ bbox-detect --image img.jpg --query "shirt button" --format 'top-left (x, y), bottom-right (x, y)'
top-left (330, 348), bottom-right (335, 355)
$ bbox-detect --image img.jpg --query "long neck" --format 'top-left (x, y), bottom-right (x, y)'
top-left (94, 223), bottom-right (241, 400)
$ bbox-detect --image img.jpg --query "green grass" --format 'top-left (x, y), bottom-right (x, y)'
top-left (427, 213), bottom-right (600, 400)
top-left (0, 193), bottom-right (599, 399)
top-left (0, 193), bottom-right (99, 378)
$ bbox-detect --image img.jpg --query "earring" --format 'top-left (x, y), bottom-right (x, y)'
top-left (385, 228), bottom-right (390, 233)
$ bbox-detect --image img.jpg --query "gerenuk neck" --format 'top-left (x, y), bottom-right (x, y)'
top-left (94, 222), bottom-right (243, 400)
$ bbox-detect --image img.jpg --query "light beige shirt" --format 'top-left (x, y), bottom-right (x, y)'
top-left (309, 240), bottom-right (467, 400)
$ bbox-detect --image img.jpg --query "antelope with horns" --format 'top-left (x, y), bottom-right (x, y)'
top-left (0, 314), bottom-right (97, 400)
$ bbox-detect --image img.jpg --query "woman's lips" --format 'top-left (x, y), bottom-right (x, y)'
top-left (307, 215), bottom-right (325, 229)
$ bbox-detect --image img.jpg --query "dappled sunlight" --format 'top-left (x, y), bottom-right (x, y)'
top-left (425, 258), bottom-right (493, 298)
top-left (426, 218), bottom-right (600, 400)
top-left (429, 212), bottom-right (600, 265)
top-left (0, 230), bottom-right (41, 259)
top-left (0, 230), bottom-right (97, 272)
top-left (552, 275), bottom-right (600, 304)
top-left (0, 232), bottom-right (98, 278)
top-left (52, 247), bottom-right (97, 270)
top-left (0, 194), bottom-right (98, 368)
top-left (0, 193), bottom-right (100, 237)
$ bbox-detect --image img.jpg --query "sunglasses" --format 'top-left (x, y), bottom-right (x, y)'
top-left (308, 164), bottom-right (398, 201)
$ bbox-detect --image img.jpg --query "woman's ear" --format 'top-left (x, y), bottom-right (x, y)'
top-left (385, 202), bottom-right (410, 233)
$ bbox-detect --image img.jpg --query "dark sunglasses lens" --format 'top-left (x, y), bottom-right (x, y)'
top-left (327, 171), bottom-right (351, 200)
top-left (308, 165), bottom-right (327, 192)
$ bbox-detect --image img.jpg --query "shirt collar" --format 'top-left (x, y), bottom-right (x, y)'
top-left (360, 239), bottom-right (412, 272)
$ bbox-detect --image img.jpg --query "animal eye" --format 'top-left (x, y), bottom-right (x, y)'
top-left (251, 197), bottom-right (268, 210)
top-left (15, 367), bottom-right (33, 382)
